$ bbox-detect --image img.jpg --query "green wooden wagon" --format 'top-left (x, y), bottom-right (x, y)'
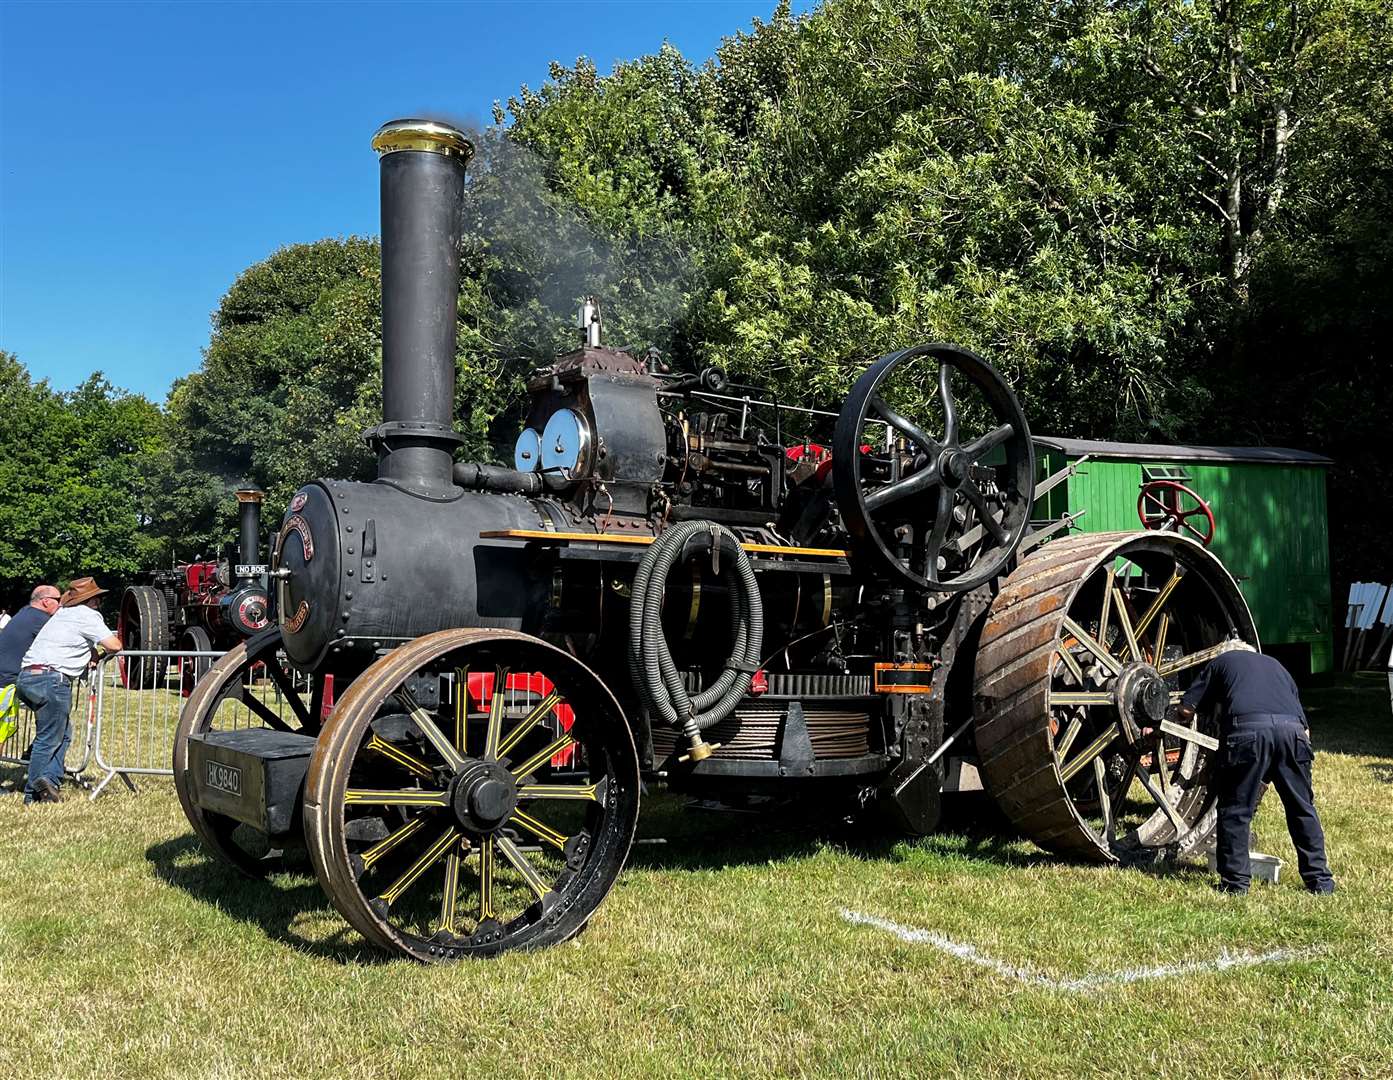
top-left (1032, 437), bottom-right (1334, 677)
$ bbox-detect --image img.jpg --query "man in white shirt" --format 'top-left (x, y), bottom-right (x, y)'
top-left (16, 577), bottom-right (122, 804)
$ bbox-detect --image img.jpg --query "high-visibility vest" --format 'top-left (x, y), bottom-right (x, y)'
top-left (0, 682), bottom-right (17, 746)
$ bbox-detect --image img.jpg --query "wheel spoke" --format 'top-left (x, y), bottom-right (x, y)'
top-left (1133, 572), bottom-right (1182, 641)
top-left (519, 781), bottom-right (600, 802)
top-left (496, 834), bottom-right (553, 902)
top-left (1159, 641), bottom-right (1230, 676)
top-left (962, 484), bottom-right (1008, 545)
top-left (344, 787), bottom-right (451, 808)
top-left (438, 842), bottom-right (464, 935)
top-left (510, 733), bottom-right (577, 780)
top-left (961, 423), bottom-right (1014, 463)
top-left (1098, 579), bottom-right (1115, 654)
top-left (397, 687), bottom-right (467, 774)
top-left (870, 393), bottom-right (940, 455)
top-left (924, 486), bottom-right (954, 581)
top-left (1158, 718), bottom-right (1219, 752)
top-left (1135, 746), bottom-right (1189, 835)
top-left (938, 363), bottom-right (958, 443)
top-left (496, 690), bottom-right (562, 761)
top-left (864, 462), bottom-right (941, 513)
top-left (1059, 617), bottom-right (1123, 676)
top-left (1093, 756), bottom-right (1114, 841)
top-left (1183, 521), bottom-right (1209, 542)
top-left (1112, 586), bottom-right (1142, 662)
top-left (1048, 690), bottom-right (1112, 707)
top-left (1058, 726), bottom-right (1118, 782)
top-left (1054, 715), bottom-right (1083, 760)
top-left (377, 824), bottom-right (459, 908)
top-left (454, 667), bottom-right (469, 756)
top-left (358, 816), bottom-right (426, 873)
top-left (1054, 644), bottom-right (1085, 685)
top-left (266, 661), bottom-right (312, 728)
top-left (1153, 611), bottom-right (1171, 664)
top-left (483, 667), bottom-right (508, 760)
top-left (509, 808), bottom-right (569, 851)
top-left (243, 692), bottom-right (295, 733)
top-left (478, 836), bottom-right (495, 920)
top-left (365, 733), bottom-right (434, 780)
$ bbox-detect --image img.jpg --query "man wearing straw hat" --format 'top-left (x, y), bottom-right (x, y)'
top-left (15, 577), bottom-right (122, 804)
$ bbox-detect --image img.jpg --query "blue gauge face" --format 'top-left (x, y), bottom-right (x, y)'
top-left (541, 408), bottom-right (591, 477)
top-left (513, 427), bottom-right (542, 472)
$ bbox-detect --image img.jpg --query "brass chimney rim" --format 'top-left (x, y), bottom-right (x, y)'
top-left (371, 118), bottom-right (474, 162)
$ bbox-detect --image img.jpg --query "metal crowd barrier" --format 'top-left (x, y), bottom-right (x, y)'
top-left (0, 678), bottom-right (96, 788)
top-left (11, 647), bottom-right (581, 801)
top-left (88, 648), bottom-right (313, 800)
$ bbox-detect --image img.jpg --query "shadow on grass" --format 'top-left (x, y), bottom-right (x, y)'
top-left (1369, 763), bottom-right (1393, 785)
top-left (144, 834), bottom-right (386, 965)
top-left (1304, 679), bottom-right (1392, 758)
top-left (624, 789), bottom-right (1058, 873)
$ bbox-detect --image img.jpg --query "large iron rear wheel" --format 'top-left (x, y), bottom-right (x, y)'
top-left (304, 629), bottom-right (640, 962)
top-left (974, 531), bottom-right (1256, 862)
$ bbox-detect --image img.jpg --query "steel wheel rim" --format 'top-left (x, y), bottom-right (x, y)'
top-left (306, 629), bottom-right (639, 962)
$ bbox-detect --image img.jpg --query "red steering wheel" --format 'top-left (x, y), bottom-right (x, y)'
top-left (1137, 480), bottom-right (1215, 546)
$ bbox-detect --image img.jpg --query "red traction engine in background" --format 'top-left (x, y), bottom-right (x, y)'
top-left (117, 488), bottom-right (272, 688)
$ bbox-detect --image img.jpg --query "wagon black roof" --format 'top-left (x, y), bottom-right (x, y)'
top-left (1032, 436), bottom-right (1332, 467)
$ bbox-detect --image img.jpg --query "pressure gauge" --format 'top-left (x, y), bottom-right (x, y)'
top-left (541, 408), bottom-right (593, 478)
top-left (513, 427), bottom-right (542, 472)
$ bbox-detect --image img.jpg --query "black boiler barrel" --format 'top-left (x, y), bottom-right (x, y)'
top-left (370, 119), bottom-right (473, 496)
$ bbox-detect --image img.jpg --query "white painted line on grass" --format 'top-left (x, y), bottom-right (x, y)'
top-left (840, 909), bottom-right (1319, 993)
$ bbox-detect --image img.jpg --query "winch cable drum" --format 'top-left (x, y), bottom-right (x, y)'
top-left (628, 520), bottom-right (764, 762)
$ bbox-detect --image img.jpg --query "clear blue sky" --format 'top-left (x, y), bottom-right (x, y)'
top-left (0, 0), bottom-right (805, 402)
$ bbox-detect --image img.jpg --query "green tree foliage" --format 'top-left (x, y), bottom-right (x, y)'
top-left (0, 353), bottom-right (166, 601)
top-left (134, 0), bottom-right (1387, 585)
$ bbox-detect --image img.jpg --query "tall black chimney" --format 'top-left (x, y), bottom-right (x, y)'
top-left (234, 487), bottom-right (264, 576)
top-left (368, 119), bottom-right (473, 496)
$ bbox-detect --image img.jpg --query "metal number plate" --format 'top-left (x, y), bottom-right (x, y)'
top-left (206, 760), bottom-right (243, 796)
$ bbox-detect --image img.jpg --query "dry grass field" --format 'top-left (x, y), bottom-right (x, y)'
top-left (1, 676), bottom-right (1390, 1078)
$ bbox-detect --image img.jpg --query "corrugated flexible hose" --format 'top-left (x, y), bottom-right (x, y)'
top-left (628, 520), bottom-right (763, 754)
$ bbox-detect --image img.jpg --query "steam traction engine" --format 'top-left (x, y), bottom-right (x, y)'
top-left (173, 120), bottom-right (1257, 961)
top-left (118, 489), bottom-right (271, 687)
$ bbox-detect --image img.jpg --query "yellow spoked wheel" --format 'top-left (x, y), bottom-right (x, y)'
top-left (305, 629), bottom-right (640, 961)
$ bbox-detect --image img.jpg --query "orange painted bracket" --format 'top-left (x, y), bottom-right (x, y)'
top-left (873, 661), bottom-right (935, 694)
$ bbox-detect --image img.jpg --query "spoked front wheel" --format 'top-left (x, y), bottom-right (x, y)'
top-left (305, 629), bottom-right (640, 961)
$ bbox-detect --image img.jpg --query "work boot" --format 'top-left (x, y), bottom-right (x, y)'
top-left (30, 777), bottom-right (62, 804)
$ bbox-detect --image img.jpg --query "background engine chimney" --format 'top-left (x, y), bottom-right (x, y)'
top-left (368, 118), bottom-right (473, 496)
top-left (234, 487), bottom-right (264, 576)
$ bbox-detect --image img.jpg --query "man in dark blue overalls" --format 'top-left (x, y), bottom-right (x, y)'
top-left (1178, 640), bottom-right (1335, 894)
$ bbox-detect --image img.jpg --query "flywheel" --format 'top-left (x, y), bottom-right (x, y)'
top-left (973, 531), bottom-right (1257, 862)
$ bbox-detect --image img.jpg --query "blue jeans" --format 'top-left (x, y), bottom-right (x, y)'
top-left (16, 669), bottom-right (73, 802)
